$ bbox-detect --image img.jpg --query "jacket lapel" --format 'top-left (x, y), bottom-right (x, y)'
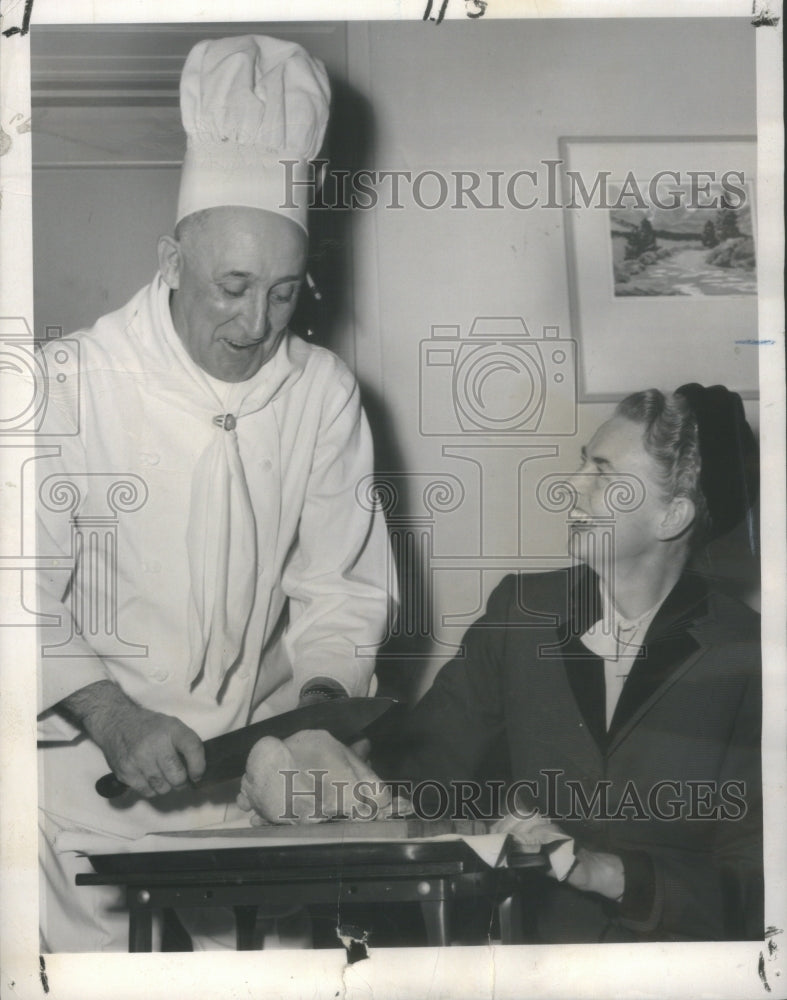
top-left (607, 573), bottom-right (709, 751)
top-left (557, 568), bottom-right (710, 756)
top-left (558, 566), bottom-right (608, 753)
top-left (562, 637), bottom-right (607, 753)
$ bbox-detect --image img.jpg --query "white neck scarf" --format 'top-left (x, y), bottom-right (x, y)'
top-left (185, 408), bottom-right (258, 694)
top-left (148, 276), bottom-right (303, 696)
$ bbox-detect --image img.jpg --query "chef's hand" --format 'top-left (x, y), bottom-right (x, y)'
top-left (57, 679), bottom-right (205, 798)
top-left (237, 729), bottom-right (397, 825)
top-left (563, 847), bottom-right (625, 901)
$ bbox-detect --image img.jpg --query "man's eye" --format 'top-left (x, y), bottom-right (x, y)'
top-left (221, 285), bottom-right (246, 298)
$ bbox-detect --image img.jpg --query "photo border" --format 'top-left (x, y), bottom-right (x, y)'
top-left (1, 4), bottom-right (784, 999)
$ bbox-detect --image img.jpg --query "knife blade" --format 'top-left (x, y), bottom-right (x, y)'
top-left (95, 697), bottom-right (396, 799)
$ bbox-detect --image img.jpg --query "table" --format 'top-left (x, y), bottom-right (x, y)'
top-left (76, 833), bottom-right (545, 951)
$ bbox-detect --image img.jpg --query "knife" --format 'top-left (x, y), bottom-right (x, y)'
top-left (95, 697), bottom-right (396, 799)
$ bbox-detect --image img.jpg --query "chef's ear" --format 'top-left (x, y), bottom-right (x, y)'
top-left (658, 495), bottom-right (695, 541)
top-left (157, 235), bottom-right (182, 290)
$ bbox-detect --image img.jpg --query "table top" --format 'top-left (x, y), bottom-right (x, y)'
top-left (77, 818), bottom-right (547, 884)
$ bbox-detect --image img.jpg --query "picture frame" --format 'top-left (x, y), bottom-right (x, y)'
top-left (560, 136), bottom-right (759, 401)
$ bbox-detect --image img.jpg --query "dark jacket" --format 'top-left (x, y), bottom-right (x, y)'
top-left (379, 566), bottom-right (762, 943)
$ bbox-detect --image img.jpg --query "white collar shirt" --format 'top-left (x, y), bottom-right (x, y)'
top-left (579, 587), bottom-right (662, 730)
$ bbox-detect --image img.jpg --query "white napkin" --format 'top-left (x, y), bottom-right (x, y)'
top-left (492, 809), bottom-right (576, 880)
top-left (54, 819), bottom-right (510, 869)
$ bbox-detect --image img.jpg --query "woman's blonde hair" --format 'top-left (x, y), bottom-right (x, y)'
top-left (616, 389), bottom-right (710, 547)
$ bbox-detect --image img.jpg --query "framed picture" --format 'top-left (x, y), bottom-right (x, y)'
top-left (560, 137), bottom-right (758, 400)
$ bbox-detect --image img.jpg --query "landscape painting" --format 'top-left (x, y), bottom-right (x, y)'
top-left (609, 184), bottom-right (757, 297)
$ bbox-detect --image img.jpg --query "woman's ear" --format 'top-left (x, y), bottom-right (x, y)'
top-left (659, 495), bottom-right (696, 541)
top-left (157, 235), bottom-right (182, 290)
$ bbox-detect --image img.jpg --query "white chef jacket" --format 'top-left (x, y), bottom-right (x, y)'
top-left (34, 273), bottom-right (393, 840)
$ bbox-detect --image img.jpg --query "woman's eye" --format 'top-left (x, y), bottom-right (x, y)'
top-left (270, 286), bottom-right (296, 305)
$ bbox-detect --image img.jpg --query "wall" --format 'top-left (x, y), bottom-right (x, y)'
top-left (31, 22), bottom-right (355, 346)
top-left (31, 19), bottom-right (759, 701)
top-left (344, 19), bottom-right (758, 695)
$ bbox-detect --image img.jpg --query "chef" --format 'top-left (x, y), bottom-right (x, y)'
top-left (35, 35), bottom-right (392, 952)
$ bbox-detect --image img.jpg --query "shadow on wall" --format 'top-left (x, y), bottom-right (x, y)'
top-left (290, 76), bottom-right (376, 350)
top-left (693, 499), bottom-right (761, 612)
top-left (359, 380), bottom-right (431, 704)
top-left (291, 73), bottom-right (437, 704)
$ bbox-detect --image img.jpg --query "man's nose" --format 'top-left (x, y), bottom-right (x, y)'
top-left (237, 289), bottom-right (269, 338)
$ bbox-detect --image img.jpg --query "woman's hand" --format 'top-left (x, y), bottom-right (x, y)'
top-left (564, 847), bottom-right (625, 900)
top-left (493, 811), bottom-right (624, 898)
top-left (493, 810), bottom-right (570, 852)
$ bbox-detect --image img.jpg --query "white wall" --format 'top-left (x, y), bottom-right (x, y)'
top-left (31, 19), bottom-right (759, 700)
top-left (343, 19), bottom-right (758, 695)
top-left (31, 22), bottom-right (353, 340)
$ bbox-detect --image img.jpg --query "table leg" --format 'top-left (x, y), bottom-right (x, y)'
top-left (128, 905), bottom-right (153, 952)
top-left (234, 905), bottom-right (259, 950)
top-left (420, 896), bottom-right (450, 946)
top-left (498, 894), bottom-right (524, 944)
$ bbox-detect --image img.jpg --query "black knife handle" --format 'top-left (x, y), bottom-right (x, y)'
top-left (95, 773), bottom-right (130, 799)
top-left (94, 697), bottom-right (397, 799)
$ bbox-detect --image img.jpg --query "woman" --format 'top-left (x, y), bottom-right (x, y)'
top-left (240, 383), bottom-right (762, 943)
top-left (384, 382), bottom-right (762, 942)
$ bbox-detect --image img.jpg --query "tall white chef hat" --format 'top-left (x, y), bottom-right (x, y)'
top-left (176, 35), bottom-right (330, 232)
